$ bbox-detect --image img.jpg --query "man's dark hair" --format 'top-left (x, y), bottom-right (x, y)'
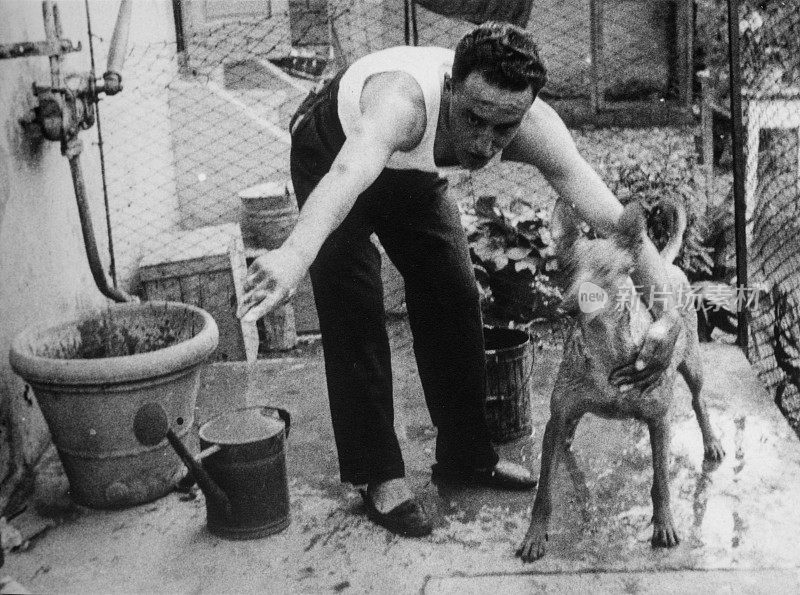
top-left (452, 21), bottom-right (547, 97)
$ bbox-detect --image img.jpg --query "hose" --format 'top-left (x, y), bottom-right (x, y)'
top-left (68, 153), bottom-right (134, 303)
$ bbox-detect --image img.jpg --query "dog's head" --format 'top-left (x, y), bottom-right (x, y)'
top-left (555, 200), bottom-right (646, 321)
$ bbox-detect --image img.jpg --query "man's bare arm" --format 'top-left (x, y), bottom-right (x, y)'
top-left (239, 72), bottom-right (426, 320)
top-left (501, 98), bottom-right (674, 314)
top-left (502, 99), bottom-right (622, 233)
top-left (503, 98), bottom-right (680, 391)
top-left (286, 72), bottom-right (426, 269)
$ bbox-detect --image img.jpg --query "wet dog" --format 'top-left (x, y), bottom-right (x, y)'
top-left (516, 199), bottom-right (726, 562)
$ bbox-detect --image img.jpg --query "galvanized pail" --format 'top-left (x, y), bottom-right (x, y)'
top-left (483, 326), bottom-right (534, 443)
top-left (198, 405), bottom-right (291, 539)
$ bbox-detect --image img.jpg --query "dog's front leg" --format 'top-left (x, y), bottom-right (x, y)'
top-left (517, 413), bottom-right (569, 562)
top-left (648, 419), bottom-right (679, 547)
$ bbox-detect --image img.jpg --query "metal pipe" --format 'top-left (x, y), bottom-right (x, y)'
top-left (172, 0), bottom-right (186, 54)
top-left (726, 0), bottom-right (749, 350)
top-left (68, 153), bottom-right (134, 303)
top-left (404, 0), bottom-right (410, 46)
top-left (84, 0), bottom-right (118, 287)
top-left (410, 0), bottom-right (418, 46)
top-left (42, 1), bottom-right (60, 87)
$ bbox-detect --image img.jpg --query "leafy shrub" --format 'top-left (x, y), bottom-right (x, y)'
top-left (464, 195), bottom-right (563, 323)
top-left (463, 133), bottom-right (718, 325)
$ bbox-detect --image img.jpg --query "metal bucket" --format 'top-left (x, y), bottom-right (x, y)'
top-left (483, 326), bottom-right (534, 443)
top-left (198, 405), bottom-right (291, 539)
top-left (238, 182), bottom-right (298, 250)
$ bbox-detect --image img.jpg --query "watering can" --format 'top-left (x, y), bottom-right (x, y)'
top-left (134, 403), bottom-right (291, 539)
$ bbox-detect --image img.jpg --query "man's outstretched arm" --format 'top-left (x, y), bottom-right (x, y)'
top-left (502, 98), bottom-right (680, 390)
top-left (238, 72), bottom-right (427, 321)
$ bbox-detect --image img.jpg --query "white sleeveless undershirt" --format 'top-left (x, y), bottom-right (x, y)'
top-left (337, 46), bottom-right (454, 172)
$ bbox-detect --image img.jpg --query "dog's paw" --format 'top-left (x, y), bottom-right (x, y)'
top-left (703, 437), bottom-right (725, 462)
top-left (516, 523), bottom-right (548, 562)
top-left (651, 522), bottom-right (680, 548)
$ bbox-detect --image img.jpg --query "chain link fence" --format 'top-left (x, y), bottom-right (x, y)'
top-left (694, 0), bottom-right (800, 430)
top-left (739, 3), bottom-right (800, 429)
top-left (92, 0), bottom-right (800, 432)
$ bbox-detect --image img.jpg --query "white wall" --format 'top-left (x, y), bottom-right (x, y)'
top-left (0, 0), bottom-right (177, 507)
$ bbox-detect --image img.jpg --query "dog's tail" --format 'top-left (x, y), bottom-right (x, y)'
top-left (654, 198), bottom-right (687, 265)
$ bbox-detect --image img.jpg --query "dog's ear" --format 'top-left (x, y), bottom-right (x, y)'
top-left (650, 197), bottom-right (687, 264)
top-left (551, 200), bottom-right (581, 269)
top-left (615, 201), bottom-right (646, 252)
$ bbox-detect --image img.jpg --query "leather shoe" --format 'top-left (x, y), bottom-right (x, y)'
top-left (431, 461), bottom-right (537, 491)
top-left (359, 490), bottom-right (432, 537)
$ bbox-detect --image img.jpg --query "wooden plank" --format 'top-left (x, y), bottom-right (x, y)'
top-left (140, 254), bottom-right (230, 282)
top-left (180, 273), bottom-right (203, 307)
top-left (201, 269), bottom-right (247, 362)
top-left (293, 274), bottom-right (319, 334)
top-left (228, 234), bottom-right (261, 361)
top-left (144, 277), bottom-right (183, 302)
top-left (260, 304), bottom-right (298, 351)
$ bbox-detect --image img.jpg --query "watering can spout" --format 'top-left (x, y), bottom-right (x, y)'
top-left (135, 403), bottom-right (292, 539)
top-left (133, 402), bottom-right (233, 519)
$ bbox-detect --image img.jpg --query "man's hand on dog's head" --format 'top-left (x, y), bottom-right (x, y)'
top-left (609, 310), bottom-right (682, 393)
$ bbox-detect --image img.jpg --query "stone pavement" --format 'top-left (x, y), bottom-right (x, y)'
top-left (3, 320), bottom-right (800, 593)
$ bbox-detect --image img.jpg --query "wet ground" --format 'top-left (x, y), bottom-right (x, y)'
top-left (3, 318), bottom-right (800, 593)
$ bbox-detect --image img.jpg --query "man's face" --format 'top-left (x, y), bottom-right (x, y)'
top-left (448, 71), bottom-right (534, 170)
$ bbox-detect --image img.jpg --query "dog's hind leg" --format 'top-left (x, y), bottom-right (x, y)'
top-left (647, 419), bottom-right (680, 547)
top-left (517, 410), bottom-right (572, 562)
top-left (678, 357), bottom-right (725, 462)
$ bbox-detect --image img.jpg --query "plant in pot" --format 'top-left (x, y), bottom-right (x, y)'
top-left (463, 195), bottom-right (564, 443)
top-left (9, 301), bottom-right (219, 509)
top-left (464, 195), bottom-right (564, 326)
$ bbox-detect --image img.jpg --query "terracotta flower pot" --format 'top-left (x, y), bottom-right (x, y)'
top-left (9, 301), bottom-right (218, 509)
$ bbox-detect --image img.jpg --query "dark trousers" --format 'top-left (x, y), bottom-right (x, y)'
top-left (289, 75), bottom-right (499, 485)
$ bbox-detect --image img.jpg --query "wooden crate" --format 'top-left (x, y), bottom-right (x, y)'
top-left (139, 223), bottom-right (259, 362)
